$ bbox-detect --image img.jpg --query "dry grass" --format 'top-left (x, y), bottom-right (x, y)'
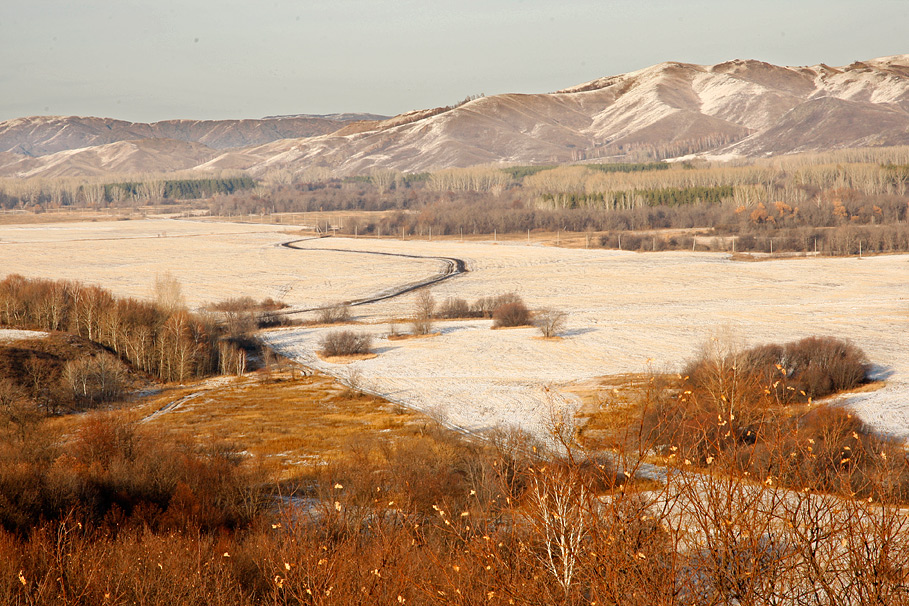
top-left (317, 352), bottom-right (378, 363)
top-left (571, 374), bottom-right (663, 449)
top-left (387, 332), bottom-right (440, 341)
top-left (124, 368), bottom-right (437, 480)
top-left (0, 210), bottom-right (133, 225)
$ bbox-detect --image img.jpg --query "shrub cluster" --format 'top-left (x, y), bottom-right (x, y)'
top-left (0, 414), bottom-right (263, 535)
top-left (685, 335), bottom-right (870, 404)
top-left (641, 336), bottom-right (901, 499)
top-left (492, 299), bottom-right (532, 328)
top-left (319, 330), bottom-right (372, 357)
top-left (315, 303), bottom-right (351, 325)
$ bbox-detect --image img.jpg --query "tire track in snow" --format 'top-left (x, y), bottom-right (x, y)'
top-left (274, 237), bottom-right (468, 315)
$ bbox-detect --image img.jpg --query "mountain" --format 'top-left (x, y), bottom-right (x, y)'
top-left (0, 139), bottom-right (218, 178)
top-left (0, 114), bottom-right (387, 157)
top-left (2, 56), bottom-right (908, 178)
top-left (228, 55), bottom-right (909, 175)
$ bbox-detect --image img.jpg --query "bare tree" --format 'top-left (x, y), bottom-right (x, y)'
top-left (411, 289), bottom-right (436, 335)
top-left (316, 303), bottom-right (352, 324)
top-left (153, 271), bottom-right (185, 315)
top-left (535, 308), bottom-right (567, 338)
top-left (523, 465), bottom-right (591, 601)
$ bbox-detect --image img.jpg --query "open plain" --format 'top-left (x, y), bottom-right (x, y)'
top-left (2, 217), bottom-right (907, 440)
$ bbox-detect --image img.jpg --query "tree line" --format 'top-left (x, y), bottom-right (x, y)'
top-left (0, 175), bottom-right (255, 209)
top-left (0, 275), bottom-right (244, 382)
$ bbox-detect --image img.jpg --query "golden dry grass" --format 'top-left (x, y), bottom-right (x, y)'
top-left (0, 210), bottom-right (132, 225)
top-left (570, 373), bottom-right (662, 449)
top-left (387, 332), bottom-right (440, 341)
top-left (317, 352), bottom-right (378, 363)
top-left (122, 369), bottom-right (438, 480)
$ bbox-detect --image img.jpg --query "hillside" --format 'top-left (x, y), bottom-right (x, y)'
top-left (1, 55), bottom-right (908, 177)
top-left (234, 55), bottom-right (909, 175)
top-left (0, 113), bottom-right (386, 157)
top-left (0, 138), bottom-right (219, 179)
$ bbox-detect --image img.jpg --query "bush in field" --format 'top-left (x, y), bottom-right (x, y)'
top-left (319, 330), bottom-right (373, 356)
top-left (473, 293), bottom-right (522, 318)
top-left (437, 297), bottom-right (472, 319)
top-left (642, 335), bottom-right (887, 498)
top-left (493, 297), bottom-right (532, 328)
top-left (209, 296), bottom-right (288, 335)
top-left (535, 308), bottom-right (567, 338)
top-left (316, 303), bottom-right (352, 324)
top-left (685, 335), bottom-right (869, 404)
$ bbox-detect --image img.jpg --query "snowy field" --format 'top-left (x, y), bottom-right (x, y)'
top-left (1, 218), bottom-right (907, 440)
top-left (264, 237), bottom-right (909, 441)
top-left (0, 218), bottom-right (440, 309)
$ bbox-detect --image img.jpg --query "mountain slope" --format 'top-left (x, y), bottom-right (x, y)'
top-left (0, 139), bottom-right (218, 178)
top-left (2, 55), bottom-right (908, 178)
top-left (223, 55), bottom-right (909, 175)
top-left (0, 114), bottom-right (386, 157)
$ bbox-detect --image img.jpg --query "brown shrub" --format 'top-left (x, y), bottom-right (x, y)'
top-left (436, 297), bottom-right (472, 319)
top-left (319, 330), bottom-right (373, 356)
top-left (472, 293), bottom-right (522, 318)
top-left (686, 336), bottom-right (870, 406)
top-left (315, 303), bottom-right (351, 324)
top-left (493, 298), bottom-right (532, 328)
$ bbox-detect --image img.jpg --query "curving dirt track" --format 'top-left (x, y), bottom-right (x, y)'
top-left (276, 237), bottom-right (468, 314)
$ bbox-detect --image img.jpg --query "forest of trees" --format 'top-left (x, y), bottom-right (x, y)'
top-left (202, 148), bottom-right (909, 253)
top-left (2, 146), bottom-right (909, 255)
top-left (0, 275), bottom-right (246, 382)
top-left (0, 175), bottom-right (255, 209)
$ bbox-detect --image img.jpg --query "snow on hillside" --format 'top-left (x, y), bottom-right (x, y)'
top-left (4, 55), bottom-right (909, 177)
top-left (0, 329), bottom-right (49, 342)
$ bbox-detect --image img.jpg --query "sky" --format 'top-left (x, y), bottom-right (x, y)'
top-left (1, 0), bottom-right (906, 123)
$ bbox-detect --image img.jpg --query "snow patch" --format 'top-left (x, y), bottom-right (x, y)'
top-left (0, 329), bottom-right (49, 342)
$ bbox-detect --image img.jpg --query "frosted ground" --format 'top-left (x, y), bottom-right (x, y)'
top-left (1, 218), bottom-right (906, 440)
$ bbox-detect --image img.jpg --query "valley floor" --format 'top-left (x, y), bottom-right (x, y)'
top-left (2, 217), bottom-right (907, 440)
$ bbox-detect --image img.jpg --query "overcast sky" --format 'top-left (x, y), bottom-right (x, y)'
top-left (1, 0), bottom-right (906, 123)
